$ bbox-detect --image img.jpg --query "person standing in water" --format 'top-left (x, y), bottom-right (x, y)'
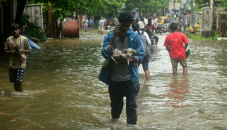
top-left (100, 12), bottom-right (144, 126)
top-left (83, 17), bottom-right (89, 32)
top-left (132, 23), bottom-right (151, 80)
top-left (4, 23), bottom-right (31, 92)
top-left (99, 17), bottom-right (105, 35)
top-left (164, 23), bottom-right (189, 76)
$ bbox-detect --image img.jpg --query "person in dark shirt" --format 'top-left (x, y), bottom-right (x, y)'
top-left (144, 18), bottom-right (159, 45)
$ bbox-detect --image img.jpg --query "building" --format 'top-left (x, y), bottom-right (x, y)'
top-left (0, 0), bottom-right (17, 54)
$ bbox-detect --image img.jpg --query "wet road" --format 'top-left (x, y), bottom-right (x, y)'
top-left (1, 29), bottom-right (227, 129)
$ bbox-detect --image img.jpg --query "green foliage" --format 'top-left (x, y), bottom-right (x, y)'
top-left (125, 0), bottom-right (168, 15)
top-left (28, 0), bottom-right (105, 19)
top-left (94, 0), bottom-right (126, 18)
top-left (27, 1), bottom-right (50, 13)
top-left (188, 29), bottom-right (221, 41)
top-left (194, 0), bottom-right (209, 5)
top-left (220, 0), bottom-right (227, 11)
top-left (196, 5), bottom-right (203, 12)
top-left (21, 13), bottom-right (41, 37)
top-left (219, 39), bottom-right (227, 41)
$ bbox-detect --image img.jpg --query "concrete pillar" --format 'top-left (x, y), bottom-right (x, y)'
top-left (201, 7), bottom-right (215, 37)
top-left (190, 0), bottom-right (193, 25)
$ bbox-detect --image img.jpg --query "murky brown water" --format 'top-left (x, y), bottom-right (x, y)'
top-left (1, 29), bottom-right (227, 130)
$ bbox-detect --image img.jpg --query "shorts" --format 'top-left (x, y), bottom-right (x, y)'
top-left (85, 25), bottom-right (88, 31)
top-left (99, 26), bottom-right (103, 31)
top-left (9, 68), bottom-right (26, 83)
top-left (170, 57), bottom-right (187, 67)
top-left (139, 55), bottom-right (149, 71)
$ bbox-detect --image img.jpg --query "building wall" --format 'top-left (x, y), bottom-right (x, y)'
top-left (24, 4), bottom-right (43, 32)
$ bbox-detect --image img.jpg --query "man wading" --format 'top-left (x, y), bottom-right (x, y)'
top-left (101, 12), bottom-right (144, 126)
top-left (4, 23), bottom-right (31, 92)
top-left (164, 23), bottom-right (189, 76)
top-left (99, 17), bottom-right (105, 35)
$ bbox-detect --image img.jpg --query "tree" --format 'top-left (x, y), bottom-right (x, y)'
top-left (28, 0), bottom-right (105, 37)
top-left (194, 0), bottom-right (209, 5)
top-left (125, 0), bottom-right (167, 16)
top-left (15, 0), bottom-right (28, 26)
top-left (221, 0), bottom-right (227, 11)
top-left (93, 0), bottom-right (126, 18)
top-left (139, 0), bottom-right (168, 15)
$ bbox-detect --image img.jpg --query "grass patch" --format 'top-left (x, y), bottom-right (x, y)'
top-left (186, 29), bottom-right (226, 41)
top-left (219, 39), bottom-right (227, 41)
top-left (189, 34), bottom-right (219, 41)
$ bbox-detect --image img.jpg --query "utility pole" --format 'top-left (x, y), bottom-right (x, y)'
top-left (190, 0), bottom-right (193, 25)
top-left (173, 0), bottom-right (175, 14)
top-left (164, 0), bottom-right (165, 16)
top-left (180, 0), bottom-right (181, 17)
top-left (210, 0), bottom-right (213, 9)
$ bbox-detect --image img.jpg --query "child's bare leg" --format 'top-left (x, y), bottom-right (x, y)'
top-left (17, 81), bottom-right (23, 92)
top-left (14, 81), bottom-right (17, 91)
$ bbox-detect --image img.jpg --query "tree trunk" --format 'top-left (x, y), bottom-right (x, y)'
top-left (56, 19), bottom-right (61, 38)
top-left (61, 19), bottom-right (65, 38)
top-left (88, 15), bottom-right (90, 27)
top-left (80, 15), bottom-right (83, 29)
top-left (52, 17), bottom-right (56, 38)
top-left (15, 0), bottom-right (27, 26)
top-left (46, 4), bottom-right (54, 38)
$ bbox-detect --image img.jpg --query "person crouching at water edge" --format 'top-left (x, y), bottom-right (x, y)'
top-left (4, 23), bottom-right (31, 92)
top-left (100, 12), bottom-right (144, 126)
top-left (164, 23), bottom-right (189, 76)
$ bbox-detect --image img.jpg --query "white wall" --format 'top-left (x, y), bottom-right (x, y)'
top-left (24, 4), bottom-right (43, 31)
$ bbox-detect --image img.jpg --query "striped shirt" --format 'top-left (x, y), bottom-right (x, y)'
top-left (105, 36), bottom-right (131, 82)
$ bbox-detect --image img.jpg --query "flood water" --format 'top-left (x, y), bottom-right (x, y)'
top-left (1, 29), bottom-right (227, 130)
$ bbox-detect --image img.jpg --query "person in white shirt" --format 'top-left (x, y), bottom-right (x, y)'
top-left (152, 17), bottom-right (155, 25)
top-left (138, 18), bottom-right (145, 30)
top-left (154, 17), bottom-right (158, 26)
top-left (175, 15), bottom-right (180, 27)
top-left (99, 17), bottom-right (105, 35)
top-left (132, 23), bottom-right (151, 80)
top-left (144, 16), bottom-right (148, 25)
top-left (83, 17), bottom-right (89, 32)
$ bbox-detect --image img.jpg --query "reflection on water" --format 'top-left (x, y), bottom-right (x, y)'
top-left (163, 77), bottom-right (189, 108)
top-left (1, 29), bottom-right (227, 129)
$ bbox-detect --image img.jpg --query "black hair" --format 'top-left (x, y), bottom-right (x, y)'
top-left (164, 19), bottom-right (167, 23)
top-left (170, 23), bottom-right (177, 31)
top-left (140, 18), bottom-right (144, 21)
top-left (10, 23), bottom-right (20, 30)
top-left (148, 18), bottom-right (152, 26)
top-left (132, 23), bottom-right (140, 35)
top-left (118, 12), bottom-right (134, 24)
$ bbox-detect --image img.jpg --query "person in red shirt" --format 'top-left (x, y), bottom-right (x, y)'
top-left (164, 23), bottom-right (189, 76)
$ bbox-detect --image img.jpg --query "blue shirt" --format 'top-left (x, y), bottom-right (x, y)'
top-left (101, 29), bottom-right (144, 83)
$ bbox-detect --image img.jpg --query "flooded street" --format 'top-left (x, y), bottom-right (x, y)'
top-left (1, 29), bottom-right (227, 129)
